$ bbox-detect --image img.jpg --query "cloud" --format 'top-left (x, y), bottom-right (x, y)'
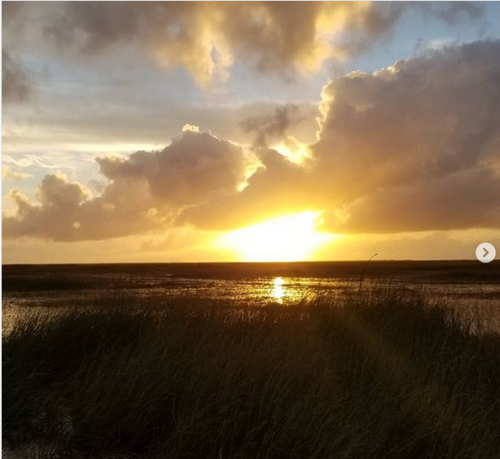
top-left (180, 144), bottom-right (316, 230)
top-left (315, 39), bottom-right (500, 232)
top-left (327, 168), bottom-right (500, 234)
top-left (2, 166), bottom-right (33, 182)
top-left (3, 154), bottom-right (60, 170)
top-left (3, 170), bottom-right (163, 241)
top-left (38, 2), bottom-right (371, 85)
top-left (240, 105), bottom-right (301, 147)
top-left (3, 2), bottom-right (484, 88)
top-left (2, 96), bottom-right (320, 158)
top-left (4, 40), bottom-right (500, 242)
top-left (95, 129), bottom-right (249, 206)
top-left (3, 129), bottom-right (249, 241)
top-left (183, 39), bottom-right (500, 233)
top-left (2, 49), bottom-right (32, 103)
top-left (412, 1), bottom-right (484, 25)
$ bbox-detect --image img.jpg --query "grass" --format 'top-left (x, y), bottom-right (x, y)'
top-left (3, 288), bottom-right (500, 458)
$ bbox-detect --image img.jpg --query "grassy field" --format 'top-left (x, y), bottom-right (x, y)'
top-left (3, 288), bottom-right (500, 458)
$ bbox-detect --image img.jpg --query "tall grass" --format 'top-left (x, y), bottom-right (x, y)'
top-left (3, 289), bottom-right (500, 458)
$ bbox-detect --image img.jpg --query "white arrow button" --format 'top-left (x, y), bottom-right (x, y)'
top-left (476, 243), bottom-right (496, 263)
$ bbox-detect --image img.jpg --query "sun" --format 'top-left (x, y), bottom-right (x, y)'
top-left (218, 211), bottom-right (336, 262)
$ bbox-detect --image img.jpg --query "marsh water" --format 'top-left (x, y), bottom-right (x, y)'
top-left (3, 260), bottom-right (500, 332)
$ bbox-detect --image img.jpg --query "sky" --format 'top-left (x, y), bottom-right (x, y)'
top-left (2, 1), bottom-right (500, 263)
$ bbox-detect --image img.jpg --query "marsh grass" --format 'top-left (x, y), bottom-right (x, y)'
top-left (3, 289), bottom-right (500, 458)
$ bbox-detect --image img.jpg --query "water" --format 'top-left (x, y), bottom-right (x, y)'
top-left (3, 261), bottom-right (500, 333)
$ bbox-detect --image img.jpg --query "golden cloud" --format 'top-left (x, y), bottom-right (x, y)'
top-left (4, 40), bottom-right (500, 241)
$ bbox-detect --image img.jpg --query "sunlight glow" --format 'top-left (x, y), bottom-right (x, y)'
top-left (273, 137), bottom-right (312, 165)
top-left (220, 211), bottom-right (335, 262)
top-left (271, 277), bottom-right (285, 303)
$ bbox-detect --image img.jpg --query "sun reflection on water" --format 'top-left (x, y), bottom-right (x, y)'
top-left (271, 277), bottom-right (285, 303)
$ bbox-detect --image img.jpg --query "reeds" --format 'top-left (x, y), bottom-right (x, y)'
top-left (3, 289), bottom-right (500, 458)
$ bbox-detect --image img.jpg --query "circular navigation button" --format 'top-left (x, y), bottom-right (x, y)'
top-left (476, 242), bottom-right (496, 263)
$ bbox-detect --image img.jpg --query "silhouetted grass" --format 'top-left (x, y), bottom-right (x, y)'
top-left (3, 289), bottom-right (500, 458)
